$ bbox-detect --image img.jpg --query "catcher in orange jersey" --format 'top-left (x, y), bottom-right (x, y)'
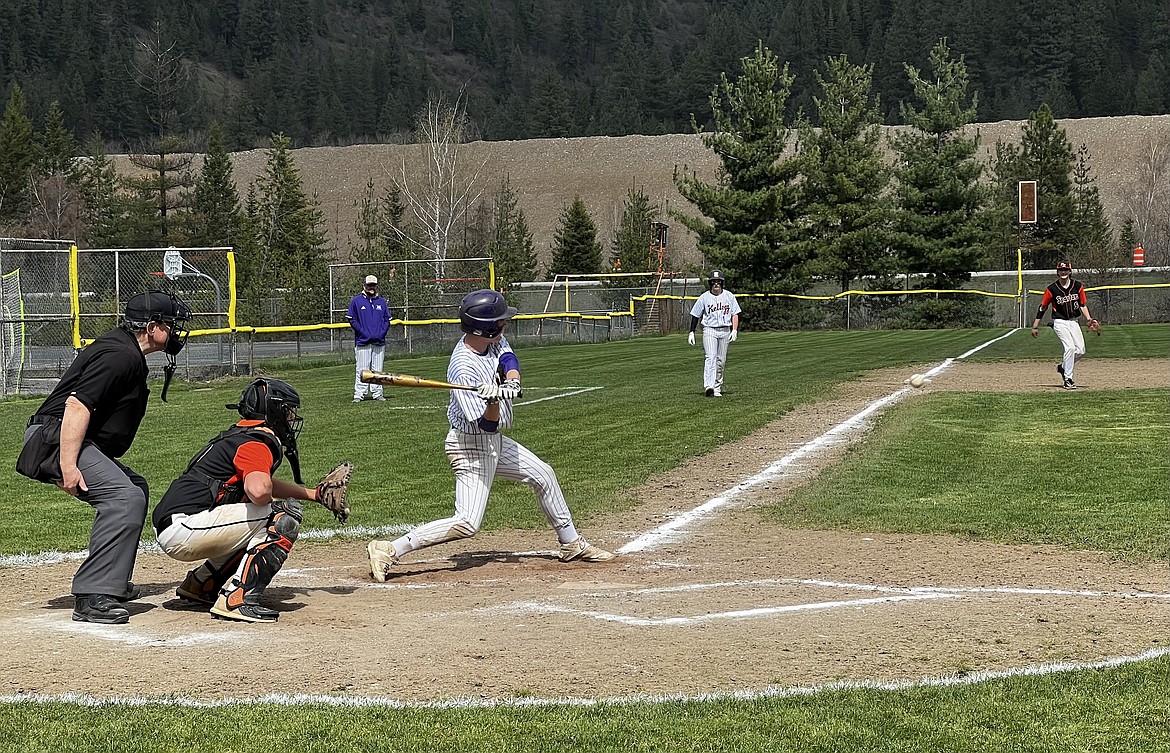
top-left (1030, 261), bottom-right (1100, 390)
top-left (152, 379), bottom-right (351, 623)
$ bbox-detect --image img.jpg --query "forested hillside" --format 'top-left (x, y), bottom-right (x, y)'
top-left (1, 0), bottom-right (1167, 149)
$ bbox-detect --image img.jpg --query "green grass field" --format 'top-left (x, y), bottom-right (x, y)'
top-left (1, 324), bottom-right (1167, 752)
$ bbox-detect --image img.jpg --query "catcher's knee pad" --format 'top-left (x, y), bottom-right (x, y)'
top-left (270, 498), bottom-right (303, 544)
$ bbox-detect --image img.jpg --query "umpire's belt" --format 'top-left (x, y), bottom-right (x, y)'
top-left (27, 414), bottom-right (54, 428)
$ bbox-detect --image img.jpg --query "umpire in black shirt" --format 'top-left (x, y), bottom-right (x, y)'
top-left (21, 291), bottom-right (191, 624)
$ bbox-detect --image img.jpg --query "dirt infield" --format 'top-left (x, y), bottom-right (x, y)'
top-left (1, 359), bottom-right (1166, 702)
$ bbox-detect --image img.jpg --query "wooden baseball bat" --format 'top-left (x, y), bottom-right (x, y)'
top-left (360, 369), bottom-right (475, 391)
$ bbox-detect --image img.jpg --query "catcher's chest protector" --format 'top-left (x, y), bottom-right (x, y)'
top-left (182, 426), bottom-right (284, 507)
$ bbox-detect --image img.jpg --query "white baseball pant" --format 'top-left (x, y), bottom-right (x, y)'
top-left (156, 504), bottom-right (274, 579)
top-left (354, 343), bottom-right (386, 400)
top-left (392, 429), bottom-right (580, 554)
top-left (702, 325), bottom-right (732, 391)
top-left (1053, 318), bottom-right (1086, 380)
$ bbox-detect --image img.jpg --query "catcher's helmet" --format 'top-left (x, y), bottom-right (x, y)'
top-left (228, 378), bottom-right (304, 448)
top-left (459, 289), bottom-right (518, 337)
top-left (707, 269), bottom-right (726, 286)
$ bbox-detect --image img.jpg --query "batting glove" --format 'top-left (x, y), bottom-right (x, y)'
top-left (476, 382), bottom-right (500, 400)
top-left (498, 378), bottom-right (522, 400)
top-left (687, 332), bottom-right (695, 346)
top-left (729, 330), bottom-right (738, 342)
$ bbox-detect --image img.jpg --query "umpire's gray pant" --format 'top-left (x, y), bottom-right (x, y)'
top-left (24, 426), bottom-right (149, 597)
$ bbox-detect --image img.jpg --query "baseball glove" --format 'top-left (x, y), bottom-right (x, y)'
top-left (316, 461), bottom-right (353, 524)
top-left (1088, 318), bottom-right (1101, 335)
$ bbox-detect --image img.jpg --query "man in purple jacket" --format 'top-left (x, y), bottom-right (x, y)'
top-left (346, 275), bottom-right (392, 402)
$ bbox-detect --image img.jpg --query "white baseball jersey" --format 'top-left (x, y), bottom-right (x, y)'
top-left (690, 290), bottom-right (741, 328)
top-left (446, 335), bottom-right (515, 432)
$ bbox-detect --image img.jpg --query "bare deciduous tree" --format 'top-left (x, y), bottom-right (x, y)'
top-left (387, 90), bottom-right (487, 283)
top-left (1122, 132), bottom-right (1170, 266)
top-left (25, 174), bottom-right (84, 240)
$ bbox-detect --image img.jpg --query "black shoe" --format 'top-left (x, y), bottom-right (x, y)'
top-left (114, 582), bottom-right (142, 602)
top-left (1057, 363), bottom-right (1065, 377)
top-left (73, 594), bottom-right (130, 624)
top-left (1063, 378), bottom-right (1077, 390)
top-left (704, 388), bottom-right (714, 397)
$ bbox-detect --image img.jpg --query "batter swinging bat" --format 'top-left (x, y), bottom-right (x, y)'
top-left (360, 369), bottom-right (475, 391)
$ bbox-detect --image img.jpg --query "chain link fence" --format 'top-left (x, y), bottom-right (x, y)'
top-left (1, 238), bottom-right (75, 395)
top-left (4, 243), bottom-right (1166, 399)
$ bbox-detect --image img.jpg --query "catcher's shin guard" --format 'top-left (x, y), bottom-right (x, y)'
top-left (211, 499), bottom-right (302, 623)
top-left (177, 549), bottom-right (246, 606)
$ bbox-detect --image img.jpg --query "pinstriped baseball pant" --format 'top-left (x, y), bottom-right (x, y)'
top-left (395, 429), bottom-right (579, 554)
top-left (702, 325), bottom-right (731, 391)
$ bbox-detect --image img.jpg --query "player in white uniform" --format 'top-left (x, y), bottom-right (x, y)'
top-left (367, 290), bottom-right (613, 580)
top-left (687, 269), bottom-right (741, 397)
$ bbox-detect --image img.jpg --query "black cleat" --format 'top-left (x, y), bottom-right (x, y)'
top-left (704, 388), bottom-right (714, 397)
top-left (73, 594), bottom-right (130, 624)
top-left (1057, 363), bottom-right (1065, 377)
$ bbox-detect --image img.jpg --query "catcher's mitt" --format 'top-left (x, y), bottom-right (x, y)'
top-left (1088, 318), bottom-right (1101, 335)
top-left (316, 461), bottom-right (353, 524)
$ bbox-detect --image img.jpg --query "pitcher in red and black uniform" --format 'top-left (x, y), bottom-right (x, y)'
top-left (1030, 261), bottom-right (1099, 389)
top-left (152, 378), bottom-right (322, 623)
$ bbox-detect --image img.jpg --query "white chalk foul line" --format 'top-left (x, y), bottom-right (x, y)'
top-left (618, 331), bottom-right (1017, 554)
top-left (619, 389), bottom-right (910, 553)
top-left (496, 592), bottom-right (957, 626)
top-left (2, 647), bottom-right (1165, 710)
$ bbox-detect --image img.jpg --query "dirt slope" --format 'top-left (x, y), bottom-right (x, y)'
top-left (202, 115), bottom-right (1168, 271)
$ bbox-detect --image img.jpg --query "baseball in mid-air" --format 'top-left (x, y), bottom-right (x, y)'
top-left (906, 373), bottom-right (931, 388)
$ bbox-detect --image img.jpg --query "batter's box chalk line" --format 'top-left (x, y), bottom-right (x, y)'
top-left (478, 576), bottom-right (1170, 627)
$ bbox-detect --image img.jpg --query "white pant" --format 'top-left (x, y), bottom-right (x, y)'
top-left (702, 326), bottom-right (731, 391)
top-left (1053, 319), bottom-right (1086, 380)
top-left (392, 429), bottom-right (579, 554)
top-left (156, 504), bottom-right (272, 566)
top-left (354, 344), bottom-right (386, 400)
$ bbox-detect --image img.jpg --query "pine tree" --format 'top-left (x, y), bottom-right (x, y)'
top-left (486, 177), bottom-right (537, 289)
top-left (25, 101), bottom-right (84, 240)
top-left (188, 123), bottom-right (242, 247)
top-left (992, 103), bottom-right (1078, 269)
top-left (242, 133), bottom-right (330, 325)
top-left (673, 43), bottom-right (806, 293)
top-left (548, 197), bottom-right (602, 279)
top-left (530, 68), bottom-right (574, 138)
top-left (1069, 143), bottom-right (1115, 270)
top-left (78, 133), bottom-right (123, 246)
top-left (800, 55), bottom-right (893, 292)
top-left (77, 132), bottom-right (155, 248)
top-left (889, 39), bottom-right (989, 289)
top-left (351, 177), bottom-right (389, 263)
top-left (0, 84), bottom-right (35, 221)
top-left (610, 186), bottom-right (659, 274)
top-left (125, 21), bottom-right (197, 242)
top-left (35, 101), bottom-right (79, 178)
